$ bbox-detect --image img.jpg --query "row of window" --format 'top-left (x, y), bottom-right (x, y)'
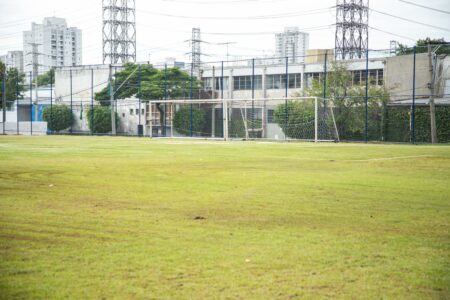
top-left (305, 69), bottom-right (384, 86)
top-left (203, 74), bottom-right (303, 91)
top-left (203, 69), bottom-right (383, 91)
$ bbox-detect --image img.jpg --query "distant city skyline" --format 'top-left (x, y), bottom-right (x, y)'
top-left (0, 0), bottom-right (449, 66)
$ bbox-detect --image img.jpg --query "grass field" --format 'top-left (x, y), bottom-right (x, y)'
top-left (0, 136), bottom-right (449, 299)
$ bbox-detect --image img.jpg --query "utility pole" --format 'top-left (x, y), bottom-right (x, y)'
top-left (110, 64), bottom-right (116, 135)
top-left (2, 69), bottom-right (6, 134)
top-left (26, 42), bottom-right (42, 121)
top-left (428, 44), bottom-right (438, 144)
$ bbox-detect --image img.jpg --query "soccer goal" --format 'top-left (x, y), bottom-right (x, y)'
top-left (147, 97), bottom-right (339, 142)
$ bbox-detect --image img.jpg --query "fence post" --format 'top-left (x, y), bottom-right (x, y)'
top-left (164, 64), bottom-right (167, 137)
top-left (2, 69), bottom-right (6, 135)
top-left (70, 69), bottom-right (73, 134)
top-left (16, 72), bottom-right (19, 135)
top-left (138, 64), bottom-right (142, 137)
top-left (189, 63), bottom-right (193, 137)
top-left (323, 51), bottom-right (328, 106)
top-left (411, 46), bottom-right (416, 144)
top-left (49, 68), bottom-right (53, 135)
top-left (365, 49), bottom-right (369, 142)
top-left (221, 61), bottom-right (224, 139)
top-left (223, 98), bottom-right (228, 141)
top-left (91, 68), bottom-right (94, 135)
top-left (29, 71), bottom-right (32, 135)
top-left (251, 58), bottom-right (255, 139)
top-left (315, 97), bottom-right (318, 143)
top-left (285, 56), bottom-right (289, 140)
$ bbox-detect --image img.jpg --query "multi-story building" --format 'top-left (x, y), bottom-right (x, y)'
top-left (0, 51), bottom-right (24, 72)
top-left (23, 17), bottom-right (82, 75)
top-left (275, 27), bottom-right (309, 64)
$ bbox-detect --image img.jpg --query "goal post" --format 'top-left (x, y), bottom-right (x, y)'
top-left (147, 97), bottom-right (339, 142)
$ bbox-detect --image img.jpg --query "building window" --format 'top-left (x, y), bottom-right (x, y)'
top-left (202, 77), bottom-right (229, 91)
top-left (233, 76), bottom-right (262, 90)
top-left (266, 74), bottom-right (287, 89)
top-left (377, 69), bottom-right (384, 85)
top-left (268, 109), bottom-right (275, 123)
top-left (129, 109), bottom-right (133, 115)
top-left (135, 109), bottom-right (139, 115)
top-left (288, 73), bottom-right (302, 89)
top-left (353, 71), bottom-right (361, 85)
top-left (142, 109), bottom-right (145, 115)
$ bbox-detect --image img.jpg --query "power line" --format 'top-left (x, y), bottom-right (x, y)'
top-left (397, 0), bottom-right (450, 15)
top-left (202, 25), bottom-right (334, 36)
top-left (369, 26), bottom-right (416, 42)
top-left (371, 8), bottom-right (450, 32)
top-left (139, 7), bottom-right (332, 20)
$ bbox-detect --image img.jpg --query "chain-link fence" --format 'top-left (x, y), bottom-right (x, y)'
top-left (1, 46), bottom-right (449, 143)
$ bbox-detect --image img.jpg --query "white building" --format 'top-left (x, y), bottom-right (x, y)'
top-left (0, 51), bottom-right (24, 72)
top-left (23, 17), bottom-right (82, 75)
top-left (275, 27), bottom-right (309, 64)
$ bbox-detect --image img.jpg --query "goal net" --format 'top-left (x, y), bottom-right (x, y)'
top-left (148, 97), bottom-right (339, 142)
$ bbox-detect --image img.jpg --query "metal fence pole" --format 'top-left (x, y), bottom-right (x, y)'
top-left (221, 61), bottom-right (224, 139)
top-left (2, 69), bottom-right (6, 135)
top-left (91, 68), bottom-right (94, 135)
top-left (411, 46), bottom-right (417, 144)
top-left (138, 64), bottom-right (142, 136)
top-left (16, 72), bottom-right (19, 135)
top-left (164, 64), bottom-right (167, 137)
top-left (365, 49), bottom-right (369, 142)
top-left (251, 58), bottom-right (255, 139)
top-left (50, 68), bottom-right (53, 134)
top-left (70, 69), bottom-right (73, 134)
top-left (29, 71), bottom-right (32, 135)
top-left (285, 56), bottom-right (288, 140)
top-left (189, 63), bottom-right (193, 137)
top-left (323, 51), bottom-right (328, 105)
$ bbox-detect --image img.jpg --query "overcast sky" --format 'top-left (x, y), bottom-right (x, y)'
top-left (0, 0), bottom-right (449, 65)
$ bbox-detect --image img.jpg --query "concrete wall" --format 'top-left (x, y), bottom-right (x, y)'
top-left (55, 65), bottom-right (110, 103)
top-left (384, 53), bottom-right (429, 101)
top-left (0, 122), bottom-right (47, 135)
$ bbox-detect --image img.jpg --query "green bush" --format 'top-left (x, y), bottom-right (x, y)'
top-left (273, 101), bottom-right (315, 139)
top-left (173, 106), bottom-right (206, 136)
top-left (42, 105), bottom-right (73, 132)
top-left (384, 106), bottom-right (450, 143)
top-left (87, 106), bottom-right (119, 134)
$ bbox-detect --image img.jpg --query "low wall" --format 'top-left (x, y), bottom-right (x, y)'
top-left (0, 122), bottom-right (48, 135)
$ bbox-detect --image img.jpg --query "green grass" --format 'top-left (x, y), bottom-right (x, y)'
top-left (0, 136), bottom-right (449, 299)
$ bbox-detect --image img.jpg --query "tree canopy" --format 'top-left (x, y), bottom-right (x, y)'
top-left (304, 62), bottom-right (390, 140)
top-left (35, 69), bottom-right (55, 86)
top-left (396, 38), bottom-right (450, 56)
top-left (95, 63), bottom-right (201, 104)
top-left (0, 62), bottom-right (26, 107)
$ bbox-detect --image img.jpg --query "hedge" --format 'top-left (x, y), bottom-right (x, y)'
top-left (173, 106), bottom-right (206, 136)
top-left (87, 106), bottom-right (120, 134)
top-left (42, 105), bottom-right (73, 132)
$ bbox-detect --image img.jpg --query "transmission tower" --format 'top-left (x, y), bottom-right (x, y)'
top-left (335, 0), bottom-right (369, 60)
top-left (102, 0), bottom-right (137, 64)
top-left (189, 28), bottom-right (202, 77)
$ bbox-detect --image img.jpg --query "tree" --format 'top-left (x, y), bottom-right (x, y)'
top-left (42, 105), bottom-right (73, 132)
top-left (95, 64), bottom-right (201, 129)
top-left (86, 106), bottom-right (119, 134)
top-left (95, 63), bottom-right (200, 103)
top-left (0, 62), bottom-right (26, 108)
top-left (35, 69), bottom-right (55, 86)
top-left (396, 38), bottom-right (450, 56)
top-left (173, 106), bottom-right (206, 136)
top-left (302, 62), bottom-right (390, 140)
